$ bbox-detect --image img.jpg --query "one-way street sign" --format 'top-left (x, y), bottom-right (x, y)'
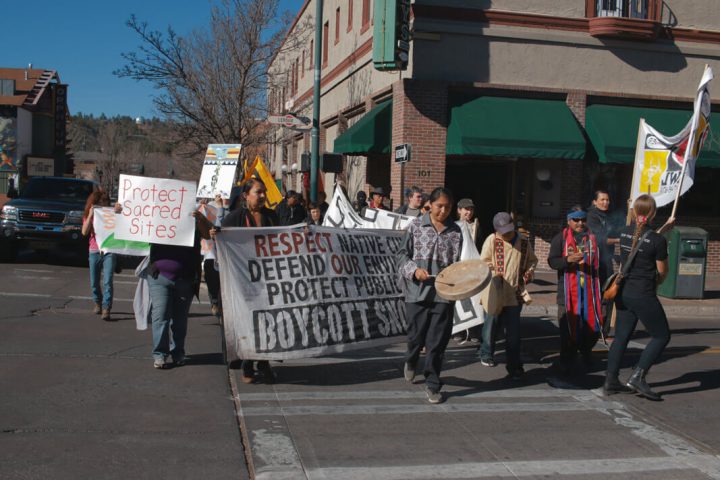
top-left (395, 143), bottom-right (411, 163)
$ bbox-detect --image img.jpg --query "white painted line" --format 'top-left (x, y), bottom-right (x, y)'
top-left (240, 400), bottom-right (621, 417)
top-left (0, 292), bottom-right (51, 298)
top-left (237, 388), bottom-right (594, 402)
top-left (13, 268), bottom-right (53, 273)
top-left (306, 455), bottom-right (720, 479)
top-left (67, 295), bottom-right (211, 305)
top-left (15, 275), bottom-right (55, 281)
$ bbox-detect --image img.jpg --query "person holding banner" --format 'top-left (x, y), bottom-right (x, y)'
top-left (548, 206), bottom-right (603, 373)
top-left (199, 195), bottom-right (226, 316)
top-left (82, 191), bottom-right (116, 322)
top-left (605, 194), bottom-right (670, 400)
top-left (220, 178), bottom-right (279, 383)
top-left (397, 187), bottom-right (463, 404)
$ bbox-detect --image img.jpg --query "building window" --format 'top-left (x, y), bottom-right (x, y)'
top-left (335, 7), bottom-right (341, 44)
top-left (588, 0), bottom-right (658, 20)
top-left (309, 40), bottom-right (314, 68)
top-left (301, 50), bottom-right (305, 78)
top-left (347, 0), bottom-right (353, 31)
top-left (323, 21), bottom-right (329, 67)
top-left (361, 0), bottom-right (370, 32)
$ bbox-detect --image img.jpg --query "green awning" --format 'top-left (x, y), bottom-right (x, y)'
top-left (333, 101), bottom-right (392, 155)
top-left (586, 104), bottom-right (720, 167)
top-left (446, 96), bottom-right (586, 159)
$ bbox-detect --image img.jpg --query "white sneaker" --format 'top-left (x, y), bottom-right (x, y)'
top-left (425, 387), bottom-right (443, 404)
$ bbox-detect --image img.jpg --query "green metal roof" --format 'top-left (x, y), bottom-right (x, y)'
top-left (586, 104), bottom-right (720, 167)
top-left (333, 101), bottom-right (392, 155)
top-left (446, 96), bottom-right (586, 159)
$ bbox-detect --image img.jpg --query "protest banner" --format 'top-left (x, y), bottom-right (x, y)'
top-left (322, 188), bottom-right (414, 230)
top-left (215, 225), bottom-right (407, 361)
top-left (115, 174), bottom-right (197, 247)
top-left (322, 187), bottom-right (486, 333)
top-left (92, 206), bottom-right (150, 256)
top-left (196, 144), bottom-right (241, 199)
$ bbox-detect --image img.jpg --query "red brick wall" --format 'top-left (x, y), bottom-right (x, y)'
top-left (390, 79), bottom-right (448, 207)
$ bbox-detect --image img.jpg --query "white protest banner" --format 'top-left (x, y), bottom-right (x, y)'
top-left (196, 144), bottom-right (241, 199)
top-left (323, 188), bottom-right (414, 230)
top-left (215, 225), bottom-right (407, 361)
top-left (115, 174), bottom-right (197, 247)
top-left (92, 207), bottom-right (150, 256)
top-left (322, 188), bottom-right (485, 333)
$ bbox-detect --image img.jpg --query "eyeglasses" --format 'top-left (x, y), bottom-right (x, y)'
top-left (570, 218), bottom-right (587, 223)
top-left (422, 206), bottom-right (431, 211)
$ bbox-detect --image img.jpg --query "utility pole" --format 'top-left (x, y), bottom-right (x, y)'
top-left (310, 0), bottom-right (323, 203)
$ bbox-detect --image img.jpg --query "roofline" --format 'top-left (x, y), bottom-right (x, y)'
top-left (269, 0), bottom-right (311, 71)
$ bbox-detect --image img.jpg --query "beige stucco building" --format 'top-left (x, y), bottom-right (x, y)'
top-left (268, 0), bottom-right (720, 272)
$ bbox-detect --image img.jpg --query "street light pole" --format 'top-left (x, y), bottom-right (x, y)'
top-left (310, 0), bottom-right (323, 203)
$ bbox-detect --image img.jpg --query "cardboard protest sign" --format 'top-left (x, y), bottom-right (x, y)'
top-left (196, 144), bottom-right (241, 199)
top-left (215, 225), bottom-right (407, 361)
top-left (322, 188), bottom-right (485, 333)
top-left (115, 174), bottom-right (197, 247)
top-left (92, 207), bottom-right (150, 256)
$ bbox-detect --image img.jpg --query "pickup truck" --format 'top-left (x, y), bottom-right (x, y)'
top-left (0, 177), bottom-right (97, 261)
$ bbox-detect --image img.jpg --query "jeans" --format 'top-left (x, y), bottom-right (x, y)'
top-left (405, 301), bottom-right (454, 392)
top-left (89, 251), bottom-right (115, 309)
top-left (147, 274), bottom-right (194, 361)
top-left (607, 293), bottom-right (670, 375)
top-left (479, 304), bottom-right (523, 374)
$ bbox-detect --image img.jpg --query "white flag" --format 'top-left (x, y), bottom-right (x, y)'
top-left (631, 66), bottom-right (713, 207)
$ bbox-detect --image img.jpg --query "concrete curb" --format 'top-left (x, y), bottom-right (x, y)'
top-left (522, 304), bottom-right (718, 318)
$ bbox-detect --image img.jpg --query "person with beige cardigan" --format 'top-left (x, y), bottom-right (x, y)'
top-left (477, 212), bottom-right (538, 380)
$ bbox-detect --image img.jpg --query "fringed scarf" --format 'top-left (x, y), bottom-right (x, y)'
top-left (562, 228), bottom-right (603, 340)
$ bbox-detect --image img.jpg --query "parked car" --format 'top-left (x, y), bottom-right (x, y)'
top-left (0, 177), bottom-right (98, 261)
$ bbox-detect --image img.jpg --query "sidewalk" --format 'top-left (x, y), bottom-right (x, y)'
top-left (524, 271), bottom-right (720, 317)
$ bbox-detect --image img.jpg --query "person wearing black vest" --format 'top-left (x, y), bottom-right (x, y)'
top-left (604, 194), bottom-right (673, 400)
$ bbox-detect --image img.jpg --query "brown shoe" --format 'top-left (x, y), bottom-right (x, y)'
top-left (241, 373), bottom-right (254, 384)
top-left (93, 303), bottom-right (102, 315)
top-left (101, 309), bottom-right (112, 321)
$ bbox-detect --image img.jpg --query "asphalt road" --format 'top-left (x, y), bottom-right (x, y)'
top-left (1, 251), bottom-right (719, 479)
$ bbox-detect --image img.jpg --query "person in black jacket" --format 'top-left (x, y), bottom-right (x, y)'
top-left (221, 178), bottom-right (279, 383)
top-left (394, 186), bottom-right (424, 217)
top-left (587, 190), bottom-right (620, 285)
top-left (604, 194), bottom-right (673, 400)
top-left (275, 190), bottom-right (307, 226)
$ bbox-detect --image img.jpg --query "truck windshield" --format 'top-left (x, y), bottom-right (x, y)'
top-left (21, 179), bottom-right (94, 202)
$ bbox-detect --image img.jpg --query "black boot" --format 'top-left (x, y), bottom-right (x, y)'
top-left (603, 374), bottom-right (632, 395)
top-left (626, 367), bottom-right (662, 401)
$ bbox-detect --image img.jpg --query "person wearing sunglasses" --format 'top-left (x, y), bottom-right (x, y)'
top-left (548, 205), bottom-right (604, 374)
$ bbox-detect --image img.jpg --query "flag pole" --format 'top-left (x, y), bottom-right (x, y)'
top-left (668, 64), bottom-right (709, 221)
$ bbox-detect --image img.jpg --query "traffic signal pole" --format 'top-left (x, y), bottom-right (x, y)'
top-left (310, 0), bottom-right (323, 203)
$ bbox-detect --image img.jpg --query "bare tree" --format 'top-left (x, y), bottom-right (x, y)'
top-left (115, 0), bottom-right (304, 157)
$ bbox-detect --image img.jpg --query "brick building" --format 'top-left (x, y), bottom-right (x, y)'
top-left (0, 67), bottom-right (70, 204)
top-left (267, 1), bottom-right (720, 272)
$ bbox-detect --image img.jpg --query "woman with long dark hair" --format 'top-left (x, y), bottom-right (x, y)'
top-left (604, 194), bottom-right (670, 400)
top-left (81, 191), bottom-right (115, 321)
top-left (221, 178), bottom-right (279, 383)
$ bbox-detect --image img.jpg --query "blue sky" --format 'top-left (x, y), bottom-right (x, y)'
top-left (5, 0), bottom-right (302, 119)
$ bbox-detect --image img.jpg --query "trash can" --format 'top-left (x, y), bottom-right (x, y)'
top-left (657, 226), bottom-right (708, 299)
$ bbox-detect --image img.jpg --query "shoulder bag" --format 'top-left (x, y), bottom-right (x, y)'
top-left (601, 230), bottom-right (651, 301)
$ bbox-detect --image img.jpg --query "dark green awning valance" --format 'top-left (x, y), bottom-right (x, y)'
top-left (586, 104), bottom-right (720, 168)
top-left (446, 96), bottom-right (586, 159)
top-left (333, 101), bottom-right (392, 155)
